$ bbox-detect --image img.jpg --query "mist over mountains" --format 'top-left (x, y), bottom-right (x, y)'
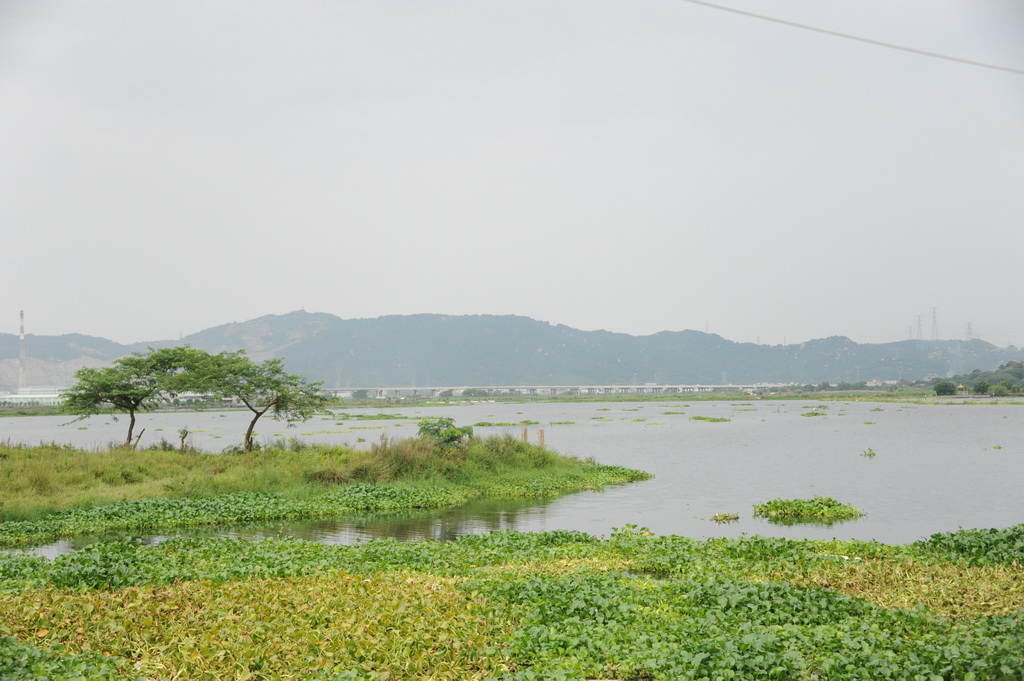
top-left (2, 311), bottom-right (1022, 391)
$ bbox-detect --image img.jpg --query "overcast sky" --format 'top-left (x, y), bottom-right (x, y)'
top-left (3, 1), bottom-right (1023, 347)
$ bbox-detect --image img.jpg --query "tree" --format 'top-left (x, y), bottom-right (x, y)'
top-left (990, 381), bottom-right (1016, 397)
top-left (63, 347), bottom-right (211, 448)
top-left (933, 380), bottom-right (957, 396)
top-left (205, 351), bottom-right (330, 452)
top-left (972, 381), bottom-right (990, 395)
top-left (417, 417), bottom-right (473, 450)
top-left (462, 388), bottom-right (491, 397)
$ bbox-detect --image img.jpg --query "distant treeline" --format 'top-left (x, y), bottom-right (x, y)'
top-left (940, 361), bottom-right (1024, 396)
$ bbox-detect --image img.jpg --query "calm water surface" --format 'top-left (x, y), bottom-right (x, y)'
top-left (6, 399), bottom-right (1023, 555)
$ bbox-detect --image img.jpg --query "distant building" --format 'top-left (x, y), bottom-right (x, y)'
top-left (0, 386), bottom-right (65, 407)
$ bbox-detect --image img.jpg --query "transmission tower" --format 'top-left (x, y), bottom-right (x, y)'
top-left (916, 315), bottom-right (923, 341)
top-left (930, 308), bottom-right (939, 341)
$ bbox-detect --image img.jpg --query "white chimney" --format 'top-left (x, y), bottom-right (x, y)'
top-left (18, 310), bottom-right (27, 393)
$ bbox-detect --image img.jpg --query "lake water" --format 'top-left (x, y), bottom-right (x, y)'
top-left (5, 399), bottom-right (1023, 555)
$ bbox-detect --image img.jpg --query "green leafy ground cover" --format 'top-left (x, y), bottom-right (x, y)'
top-left (0, 526), bottom-right (1021, 680)
top-left (753, 497), bottom-right (865, 524)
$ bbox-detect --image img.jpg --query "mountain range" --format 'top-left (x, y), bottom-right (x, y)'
top-left (2, 311), bottom-right (1022, 391)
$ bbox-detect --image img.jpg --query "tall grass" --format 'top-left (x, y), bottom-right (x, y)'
top-left (0, 434), bottom-right (622, 522)
top-left (0, 441), bottom-right (313, 521)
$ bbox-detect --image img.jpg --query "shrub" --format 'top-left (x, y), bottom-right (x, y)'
top-left (417, 417), bottom-right (473, 450)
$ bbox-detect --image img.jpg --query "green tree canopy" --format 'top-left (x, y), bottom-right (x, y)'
top-left (417, 417), bottom-right (473, 450)
top-left (204, 351), bottom-right (330, 452)
top-left (62, 346), bottom-right (212, 448)
top-left (990, 380), bottom-right (1017, 397)
top-left (933, 380), bottom-right (957, 396)
top-left (63, 346), bottom-right (331, 452)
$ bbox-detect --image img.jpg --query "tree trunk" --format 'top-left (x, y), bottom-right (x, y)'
top-left (124, 410), bottom-right (137, 449)
top-left (243, 406), bottom-right (271, 452)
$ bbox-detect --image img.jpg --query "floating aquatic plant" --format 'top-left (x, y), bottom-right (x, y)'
top-left (753, 496), bottom-right (864, 523)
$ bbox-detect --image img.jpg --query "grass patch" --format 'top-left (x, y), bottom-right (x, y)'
top-left (333, 412), bottom-right (411, 420)
top-left (689, 416), bottom-right (731, 423)
top-left (473, 421), bottom-right (540, 427)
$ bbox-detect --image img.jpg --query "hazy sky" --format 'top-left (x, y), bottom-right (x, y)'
top-left (3, 1), bottom-right (1023, 347)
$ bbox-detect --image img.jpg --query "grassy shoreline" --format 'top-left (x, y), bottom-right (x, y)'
top-left (0, 435), bottom-right (650, 548)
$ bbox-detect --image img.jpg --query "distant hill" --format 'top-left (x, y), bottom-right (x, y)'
top-left (2, 311), bottom-right (1023, 391)
top-left (0, 333), bottom-right (140, 391)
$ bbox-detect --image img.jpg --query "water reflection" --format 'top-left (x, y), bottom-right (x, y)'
top-left (760, 516), bottom-right (864, 528)
top-left (219, 494), bottom-right (561, 544)
top-left (17, 494), bottom-right (564, 558)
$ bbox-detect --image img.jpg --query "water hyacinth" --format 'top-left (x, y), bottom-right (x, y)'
top-left (753, 496), bottom-right (865, 524)
top-left (0, 527), bottom-right (1021, 680)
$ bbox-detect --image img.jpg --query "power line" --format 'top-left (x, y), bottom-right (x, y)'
top-left (678, 0), bottom-right (1024, 76)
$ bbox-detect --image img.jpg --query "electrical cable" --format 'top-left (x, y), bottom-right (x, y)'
top-left (679, 0), bottom-right (1024, 76)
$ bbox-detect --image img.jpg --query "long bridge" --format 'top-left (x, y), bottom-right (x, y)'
top-left (323, 383), bottom-right (790, 399)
